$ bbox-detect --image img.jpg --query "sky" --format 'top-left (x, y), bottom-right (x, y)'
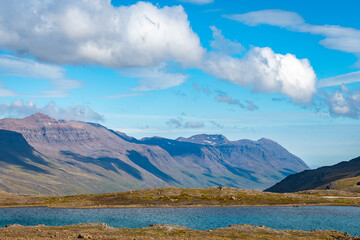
top-left (0, 0), bottom-right (359, 168)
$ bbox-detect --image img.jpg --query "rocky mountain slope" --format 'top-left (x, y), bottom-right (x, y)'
top-left (0, 113), bottom-right (309, 195)
top-left (266, 156), bottom-right (360, 193)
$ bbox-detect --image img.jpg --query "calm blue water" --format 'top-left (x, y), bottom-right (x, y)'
top-left (0, 206), bottom-right (359, 236)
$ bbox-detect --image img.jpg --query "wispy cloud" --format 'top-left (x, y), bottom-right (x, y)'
top-left (173, 90), bottom-right (187, 97)
top-left (209, 120), bottom-right (223, 129)
top-left (245, 100), bottom-right (258, 111)
top-left (177, 0), bottom-right (214, 5)
top-left (318, 71), bottom-right (360, 88)
top-left (215, 91), bottom-right (258, 111)
top-left (325, 85), bottom-right (360, 119)
top-left (272, 97), bottom-right (287, 102)
top-left (166, 118), bottom-right (183, 128)
top-left (0, 83), bottom-right (16, 97)
top-left (226, 9), bottom-right (303, 27)
top-left (102, 93), bottom-right (144, 99)
top-left (210, 26), bottom-right (244, 55)
top-left (166, 117), bottom-right (205, 129)
top-left (127, 64), bottom-right (188, 91)
top-left (0, 54), bottom-right (81, 97)
top-left (0, 100), bottom-right (103, 121)
top-left (193, 83), bottom-right (211, 95)
top-left (226, 9), bottom-right (360, 63)
top-left (215, 91), bottom-right (244, 107)
top-left (184, 121), bottom-right (204, 128)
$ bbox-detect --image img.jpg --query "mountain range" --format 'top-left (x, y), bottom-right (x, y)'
top-left (0, 113), bottom-right (309, 195)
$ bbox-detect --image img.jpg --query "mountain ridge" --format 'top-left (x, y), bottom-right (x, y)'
top-left (0, 113), bottom-right (309, 195)
top-left (266, 156), bottom-right (360, 193)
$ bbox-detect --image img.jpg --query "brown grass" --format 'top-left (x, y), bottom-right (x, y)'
top-left (0, 223), bottom-right (357, 240)
top-left (2, 187), bottom-right (360, 208)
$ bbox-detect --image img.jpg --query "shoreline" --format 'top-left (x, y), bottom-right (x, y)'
top-left (1, 202), bottom-right (360, 209)
top-left (0, 222), bottom-right (357, 239)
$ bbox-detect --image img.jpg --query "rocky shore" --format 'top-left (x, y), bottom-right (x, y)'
top-left (1, 223), bottom-right (358, 240)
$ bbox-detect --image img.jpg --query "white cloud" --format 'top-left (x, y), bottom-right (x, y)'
top-left (216, 91), bottom-right (244, 107)
top-left (126, 63), bottom-right (188, 91)
top-left (0, 83), bottom-right (16, 97)
top-left (215, 91), bottom-right (258, 111)
top-left (245, 100), bottom-right (258, 111)
top-left (0, 54), bottom-right (81, 97)
top-left (0, 1), bottom-right (203, 68)
top-left (210, 26), bottom-right (244, 55)
top-left (204, 47), bottom-right (317, 103)
top-left (193, 83), bottom-right (211, 95)
top-left (166, 118), bottom-right (183, 128)
top-left (326, 85), bottom-right (360, 118)
top-left (227, 9), bottom-right (360, 62)
top-left (318, 71), bottom-right (360, 88)
top-left (226, 9), bottom-right (303, 27)
top-left (0, 1), bottom-right (320, 101)
top-left (177, 0), bottom-right (214, 5)
top-left (184, 121), bottom-right (204, 128)
top-left (166, 117), bottom-right (204, 128)
top-left (0, 100), bottom-right (103, 121)
top-left (209, 120), bottom-right (223, 129)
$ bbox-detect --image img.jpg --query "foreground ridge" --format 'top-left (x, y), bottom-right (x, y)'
top-left (266, 156), bottom-right (360, 193)
top-left (1, 187), bottom-right (360, 208)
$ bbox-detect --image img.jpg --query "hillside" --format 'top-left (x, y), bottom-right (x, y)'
top-left (266, 156), bottom-right (360, 193)
top-left (0, 113), bottom-right (309, 195)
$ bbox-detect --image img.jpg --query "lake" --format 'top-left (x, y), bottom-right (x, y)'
top-left (0, 206), bottom-right (359, 236)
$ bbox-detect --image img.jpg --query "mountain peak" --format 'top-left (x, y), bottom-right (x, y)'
top-left (25, 112), bottom-right (59, 124)
top-left (258, 138), bottom-right (277, 144)
top-left (177, 134), bottom-right (229, 145)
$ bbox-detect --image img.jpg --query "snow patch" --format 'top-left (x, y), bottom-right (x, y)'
top-left (204, 140), bottom-right (215, 145)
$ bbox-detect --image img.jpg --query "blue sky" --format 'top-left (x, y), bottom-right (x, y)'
top-left (0, 0), bottom-right (359, 168)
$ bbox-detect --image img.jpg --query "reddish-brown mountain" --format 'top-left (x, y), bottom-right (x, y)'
top-left (0, 113), bottom-right (309, 195)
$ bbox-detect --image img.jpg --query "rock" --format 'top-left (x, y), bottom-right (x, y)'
top-left (148, 224), bottom-right (188, 231)
top-left (73, 222), bottom-right (112, 229)
top-left (5, 224), bottom-right (22, 228)
top-left (78, 233), bottom-right (91, 239)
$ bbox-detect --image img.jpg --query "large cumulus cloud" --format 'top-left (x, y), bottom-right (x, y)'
top-left (203, 46), bottom-right (317, 103)
top-left (0, 0), bottom-right (203, 68)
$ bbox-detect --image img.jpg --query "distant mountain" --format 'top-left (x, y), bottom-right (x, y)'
top-left (265, 156), bottom-right (360, 193)
top-left (0, 113), bottom-right (309, 195)
top-left (177, 134), bottom-right (230, 145)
